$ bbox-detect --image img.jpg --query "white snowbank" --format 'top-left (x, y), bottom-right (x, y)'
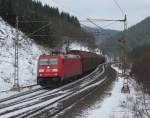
top-left (0, 17), bottom-right (48, 91)
top-left (85, 65), bottom-right (150, 118)
top-left (87, 69), bottom-right (128, 118)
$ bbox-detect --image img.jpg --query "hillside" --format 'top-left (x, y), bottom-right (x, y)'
top-left (0, 17), bottom-right (49, 91)
top-left (82, 26), bottom-right (119, 45)
top-left (100, 16), bottom-right (150, 56)
top-left (0, 0), bottom-right (96, 49)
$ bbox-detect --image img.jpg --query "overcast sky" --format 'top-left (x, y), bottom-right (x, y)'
top-left (39, 0), bottom-right (150, 30)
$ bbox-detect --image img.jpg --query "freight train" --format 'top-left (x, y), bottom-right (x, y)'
top-left (37, 50), bottom-right (105, 86)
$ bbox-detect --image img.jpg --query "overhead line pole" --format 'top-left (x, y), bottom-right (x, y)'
top-left (84, 15), bottom-right (129, 94)
top-left (123, 15), bottom-right (127, 74)
top-left (12, 18), bottom-right (51, 91)
top-left (81, 15), bottom-right (127, 74)
top-left (13, 16), bottom-right (20, 91)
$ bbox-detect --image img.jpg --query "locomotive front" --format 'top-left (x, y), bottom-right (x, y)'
top-left (37, 54), bottom-right (63, 85)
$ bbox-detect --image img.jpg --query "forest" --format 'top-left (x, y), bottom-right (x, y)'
top-left (0, 0), bottom-right (96, 48)
top-left (130, 44), bottom-right (150, 89)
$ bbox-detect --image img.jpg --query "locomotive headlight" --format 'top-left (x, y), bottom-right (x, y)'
top-left (39, 69), bottom-right (44, 72)
top-left (52, 69), bottom-right (58, 72)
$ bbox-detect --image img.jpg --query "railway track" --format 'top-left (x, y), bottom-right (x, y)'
top-left (0, 85), bottom-right (42, 103)
top-left (0, 84), bottom-right (39, 93)
top-left (0, 64), bottom-right (112, 118)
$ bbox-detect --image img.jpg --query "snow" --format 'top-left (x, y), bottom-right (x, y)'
top-left (1, 93), bottom-right (69, 118)
top-left (0, 85), bottom-right (41, 100)
top-left (0, 88), bottom-right (69, 106)
top-left (0, 17), bottom-right (48, 92)
top-left (63, 42), bottom-right (102, 55)
top-left (81, 65), bottom-right (150, 118)
top-left (87, 74), bottom-right (128, 118)
top-left (111, 64), bottom-right (122, 74)
top-left (69, 42), bottom-right (89, 52)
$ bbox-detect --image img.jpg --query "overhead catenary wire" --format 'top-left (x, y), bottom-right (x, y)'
top-left (51, 0), bottom-right (86, 20)
top-left (51, 0), bottom-right (125, 33)
top-left (30, 0), bottom-right (126, 38)
top-left (50, 0), bottom-right (109, 41)
top-left (18, 19), bottom-right (102, 38)
top-left (79, 0), bottom-right (126, 29)
top-left (86, 18), bottom-right (103, 31)
top-left (101, 21), bottom-right (119, 29)
top-left (28, 22), bottom-right (51, 37)
top-left (80, 22), bottom-right (119, 37)
top-left (19, 21), bottom-right (49, 23)
top-left (80, 18), bottom-right (125, 22)
top-left (23, 0), bottom-right (125, 32)
top-left (112, 0), bottom-right (125, 15)
top-left (20, 1), bottom-right (125, 37)
top-left (51, 0), bottom-right (104, 30)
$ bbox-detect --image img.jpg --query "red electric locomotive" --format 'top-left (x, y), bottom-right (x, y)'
top-left (37, 53), bottom-right (82, 85)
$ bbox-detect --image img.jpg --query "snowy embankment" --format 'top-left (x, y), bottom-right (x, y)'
top-left (86, 65), bottom-right (150, 118)
top-left (0, 17), bottom-right (48, 91)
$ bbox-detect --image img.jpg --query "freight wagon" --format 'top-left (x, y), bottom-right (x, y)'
top-left (67, 50), bottom-right (105, 73)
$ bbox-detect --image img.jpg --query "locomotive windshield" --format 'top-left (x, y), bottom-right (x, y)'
top-left (39, 58), bottom-right (58, 65)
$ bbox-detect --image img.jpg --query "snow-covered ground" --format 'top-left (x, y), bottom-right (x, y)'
top-left (83, 65), bottom-right (150, 118)
top-left (0, 17), bottom-right (48, 92)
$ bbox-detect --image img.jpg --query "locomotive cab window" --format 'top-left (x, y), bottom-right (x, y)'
top-left (39, 58), bottom-right (58, 65)
top-left (50, 58), bottom-right (58, 65)
top-left (39, 59), bottom-right (49, 65)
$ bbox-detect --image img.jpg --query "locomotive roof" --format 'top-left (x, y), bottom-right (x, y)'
top-left (39, 53), bottom-right (80, 59)
top-left (67, 50), bottom-right (99, 57)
